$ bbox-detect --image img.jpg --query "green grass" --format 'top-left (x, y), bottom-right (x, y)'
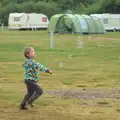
top-left (0, 30), bottom-right (120, 120)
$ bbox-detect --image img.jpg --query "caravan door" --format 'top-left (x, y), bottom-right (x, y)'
top-left (8, 13), bottom-right (21, 29)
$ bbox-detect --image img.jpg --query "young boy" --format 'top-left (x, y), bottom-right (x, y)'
top-left (20, 46), bottom-right (52, 109)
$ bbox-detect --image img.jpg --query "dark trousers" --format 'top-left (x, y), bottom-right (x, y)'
top-left (20, 79), bottom-right (43, 106)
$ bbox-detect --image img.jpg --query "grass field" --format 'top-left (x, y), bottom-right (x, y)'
top-left (0, 30), bottom-right (120, 120)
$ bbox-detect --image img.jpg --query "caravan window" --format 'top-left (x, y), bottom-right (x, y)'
top-left (42, 17), bottom-right (47, 22)
top-left (103, 19), bottom-right (108, 24)
top-left (14, 17), bottom-right (20, 21)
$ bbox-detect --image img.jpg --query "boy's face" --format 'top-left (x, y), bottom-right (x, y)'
top-left (27, 48), bottom-right (36, 59)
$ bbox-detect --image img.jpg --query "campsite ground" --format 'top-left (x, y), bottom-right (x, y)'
top-left (0, 30), bottom-right (120, 120)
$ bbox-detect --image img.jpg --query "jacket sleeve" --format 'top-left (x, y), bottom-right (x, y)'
top-left (32, 61), bottom-right (48, 72)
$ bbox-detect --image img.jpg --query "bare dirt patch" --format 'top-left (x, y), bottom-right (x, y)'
top-left (45, 88), bottom-right (120, 99)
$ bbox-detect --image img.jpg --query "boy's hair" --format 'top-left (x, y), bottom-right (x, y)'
top-left (24, 46), bottom-right (33, 58)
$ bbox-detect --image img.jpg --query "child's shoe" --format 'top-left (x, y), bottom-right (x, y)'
top-left (27, 102), bottom-right (34, 107)
top-left (19, 105), bottom-right (28, 110)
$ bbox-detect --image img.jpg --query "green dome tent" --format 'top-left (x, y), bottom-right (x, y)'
top-left (81, 15), bottom-right (96, 34)
top-left (74, 14), bottom-right (89, 34)
top-left (49, 14), bottom-right (81, 34)
top-left (91, 16), bottom-right (105, 34)
top-left (48, 14), bottom-right (63, 33)
top-left (48, 14), bottom-right (105, 34)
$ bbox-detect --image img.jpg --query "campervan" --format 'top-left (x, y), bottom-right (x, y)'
top-left (8, 13), bottom-right (49, 30)
top-left (90, 13), bottom-right (120, 31)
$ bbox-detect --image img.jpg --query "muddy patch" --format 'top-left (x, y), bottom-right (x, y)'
top-left (45, 89), bottom-right (120, 99)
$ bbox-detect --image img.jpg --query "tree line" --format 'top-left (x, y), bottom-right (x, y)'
top-left (0, 0), bottom-right (120, 25)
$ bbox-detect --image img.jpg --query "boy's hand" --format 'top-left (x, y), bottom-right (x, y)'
top-left (49, 70), bottom-right (52, 74)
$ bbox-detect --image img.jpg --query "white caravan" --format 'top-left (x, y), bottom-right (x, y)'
top-left (90, 13), bottom-right (120, 31)
top-left (8, 13), bottom-right (49, 30)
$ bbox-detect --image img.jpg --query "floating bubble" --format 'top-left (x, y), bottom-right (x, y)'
top-left (88, 36), bottom-right (92, 41)
top-left (68, 53), bottom-right (72, 60)
top-left (76, 36), bottom-right (84, 48)
top-left (56, 61), bottom-right (64, 68)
